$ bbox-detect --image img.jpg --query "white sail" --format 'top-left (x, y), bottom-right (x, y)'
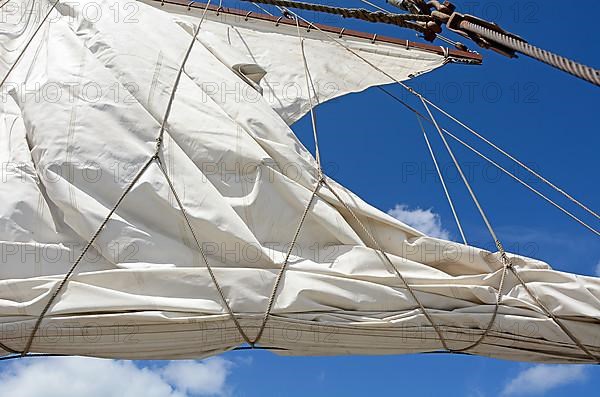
top-left (0, 0), bottom-right (599, 363)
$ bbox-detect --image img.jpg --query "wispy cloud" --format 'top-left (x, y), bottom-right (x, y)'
top-left (0, 356), bottom-right (234, 397)
top-left (388, 204), bottom-right (450, 239)
top-left (595, 261), bottom-right (600, 277)
top-left (501, 365), bottom-right (587, 396)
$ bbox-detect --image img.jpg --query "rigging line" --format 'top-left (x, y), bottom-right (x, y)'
top-left (285, 11), bottom-right (600, 232)
top-left (252, 2), bottom-right (274, 16)
top-left (154, 156), bottom-right (252, 345)
top-left (294, 15), bottom-right (322, 175)
top-left (321, 179), bottom-right (451, 352)
top-left (421, 99), bottom-right (599, 362)
top-left (155, 0), bottom-right (254, 346)
top-left (377, 86), bottom-right (600, 236)
top-left (443, 130), bottom-right (600, 237)
top-left (415, 95), bottom-right (600, 222)
top-left (359, 0), bottom-right (387, 13)
top-left (420, 97), bottom-right (512, 353)
top-left (156, 0), bottom-right (212, 153)
top-left (0, 0), bottom-right (12, 9)
top-left (416, 115), bottom-right (467, 245)
top-left (421, 97), bottom-right (508, 256)
top-left (0, 0), bottom-right (59, 89)
top-left (252, 179), bottom-right (323, 345)
top-left (21, 156), bottom-right (155, 356)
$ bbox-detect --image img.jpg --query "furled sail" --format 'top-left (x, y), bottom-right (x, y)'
top-left (1, 0), bottom-right (599, 364)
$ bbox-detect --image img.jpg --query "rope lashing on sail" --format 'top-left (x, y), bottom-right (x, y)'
top-left (283, 7), bottom-right (600, 362)
top-left (240, 0), bottom-right (600, 87)
top-left (1, 1), bottom-right (597, 363)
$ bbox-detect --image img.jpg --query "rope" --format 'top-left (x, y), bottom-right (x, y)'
top-left (0, 0), bottom-right (60, 353)
top-left (0, 341), bottom-right (19, 355)
top-left (416, 116), bottom-right (467, 245)
top-left (252, 180), bottom-right (322, 345)
top-left (294, 17), bottom-right (322, 176)
top-left (459, 20), bottom-right (600, 87)
top-left (0, 0), bottom-right (59, 89)
top-left (252, 2), bottom-right (274, 16)
top-left (155, 0), bottom-right (212, 153)
top-left (359, 0), bottom-right (388, 13)
top-left (420, 98), bottom-right (510, 262)
top-left (358, 0), bottom-right (469, 51)
top-left (239, 0), bottom-right (432, 32)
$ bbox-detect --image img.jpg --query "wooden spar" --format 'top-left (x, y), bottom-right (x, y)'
top-left (144, 0), bottom-right (483, 64)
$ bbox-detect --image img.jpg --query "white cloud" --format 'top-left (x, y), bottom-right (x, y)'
top-left (388, 204), bottom-right (450, 240)
top-left (162, 359), bottom-right (232, 396)
top-left (0, 356), bottom-right (233, 397)
top-left (501, 365), bottom-right (587, 396)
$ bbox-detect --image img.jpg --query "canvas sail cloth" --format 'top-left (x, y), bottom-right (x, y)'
top-left (0, 0), bottom-right (599, 363)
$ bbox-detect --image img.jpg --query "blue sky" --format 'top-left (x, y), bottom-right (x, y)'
top-left (1, 0), bottom-right (599, 396)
